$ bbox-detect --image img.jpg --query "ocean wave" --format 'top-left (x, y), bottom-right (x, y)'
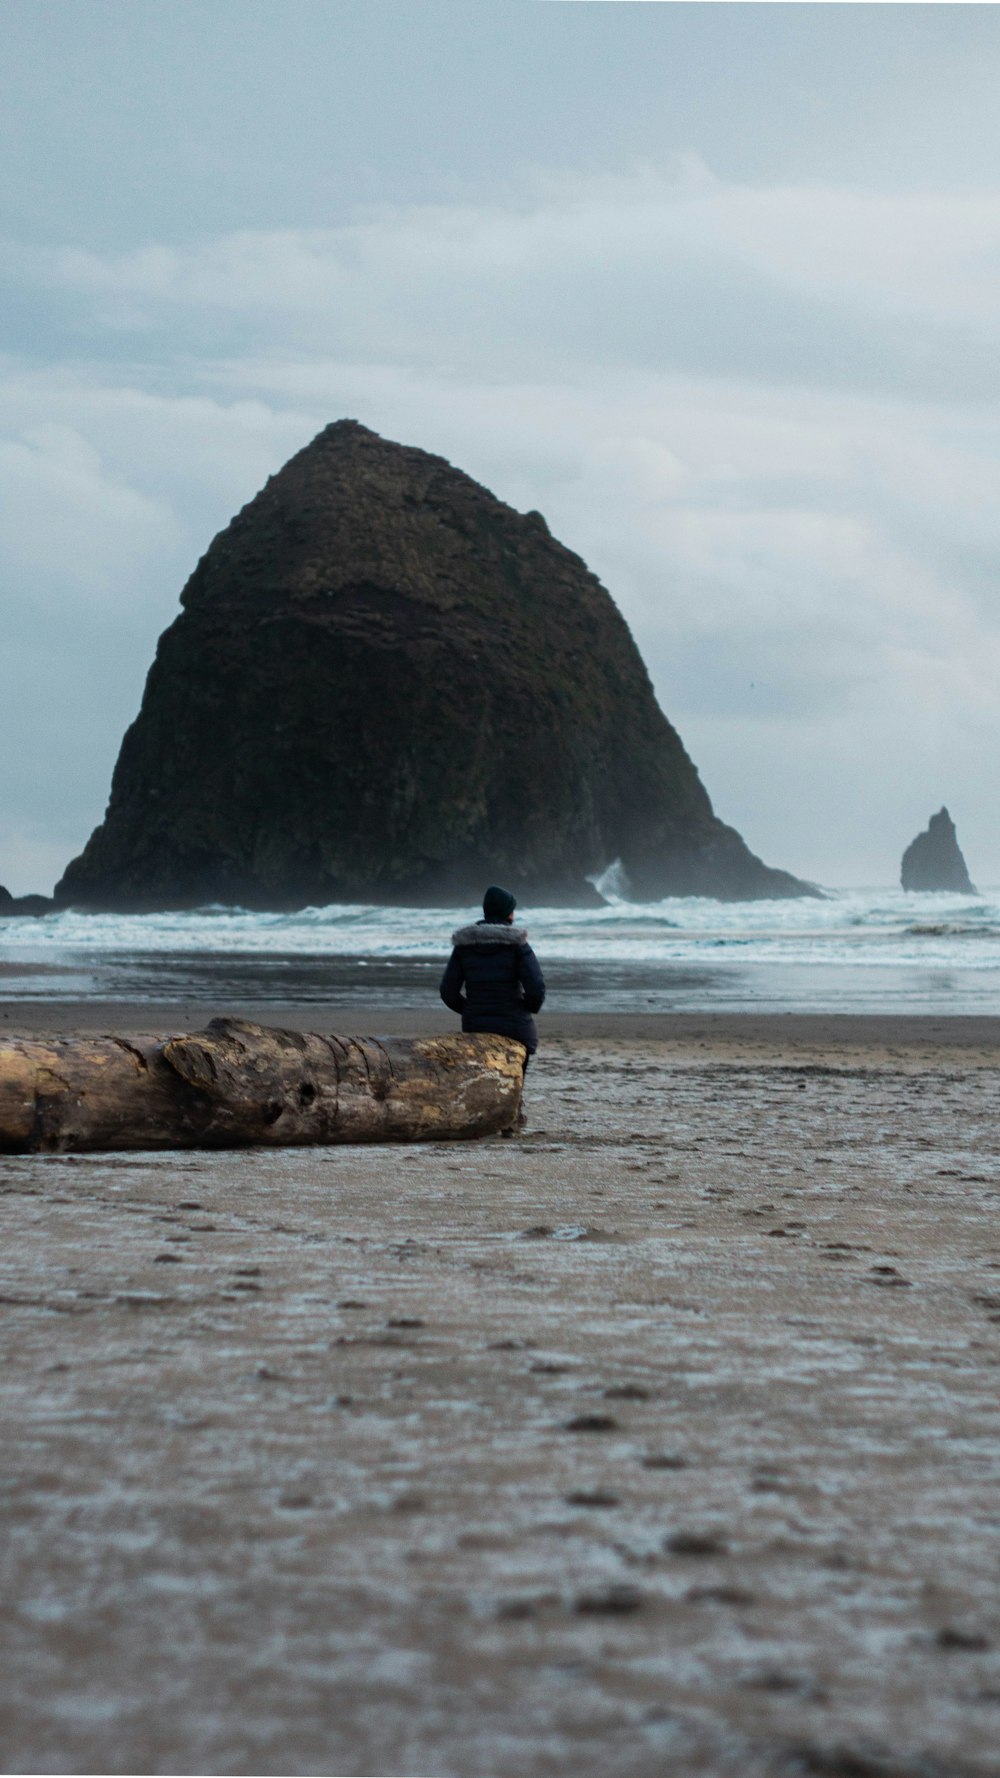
top-left (2, 887), bottom-right (1000, 971)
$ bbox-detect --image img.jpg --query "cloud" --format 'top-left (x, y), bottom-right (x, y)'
top-left (11, 161), bottom-right (1000, 395)
top-left (3, 162), bottom-right (1000, 889)
top-left (0, 421), bottom-right (180, 605)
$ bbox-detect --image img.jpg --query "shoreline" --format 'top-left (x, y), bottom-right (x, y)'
top-left (4, 998), bottom-right (1000, 1062)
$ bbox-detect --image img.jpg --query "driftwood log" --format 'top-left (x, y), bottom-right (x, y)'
top-left (0, 1018), bottom-right (526, 1154)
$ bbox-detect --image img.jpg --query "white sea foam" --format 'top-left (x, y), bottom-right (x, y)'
top-left (1, 887), bottom-right (999, 965)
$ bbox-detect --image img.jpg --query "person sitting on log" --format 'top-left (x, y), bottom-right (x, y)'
top-left (439, 886), bottom-right (545, 1125)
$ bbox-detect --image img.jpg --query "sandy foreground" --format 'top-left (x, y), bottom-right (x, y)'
top-left (3, 1008), bottom-right (1000, 1778)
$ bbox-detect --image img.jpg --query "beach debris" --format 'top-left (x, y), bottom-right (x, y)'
top-left (0, 1018), bottom-right (525, 1154)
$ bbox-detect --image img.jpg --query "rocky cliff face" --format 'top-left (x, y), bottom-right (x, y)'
top-left (900, 808), bottom-right (976, 893)
top-left (56, 422), bottom-right (814, 910)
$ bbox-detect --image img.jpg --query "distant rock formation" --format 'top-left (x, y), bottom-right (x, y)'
top-left (900, 808), bottom-right (976, 893)
top-left (56, 422), bottom-right (816, 910)
top-left (0, 885), bottom-right (53, 918)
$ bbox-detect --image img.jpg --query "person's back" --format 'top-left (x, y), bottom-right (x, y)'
top-left (439, 885), bottom-right (545, 1056)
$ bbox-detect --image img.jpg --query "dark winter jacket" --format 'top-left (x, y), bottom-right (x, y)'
top-left (439, 922), bottom-right (545, 1054)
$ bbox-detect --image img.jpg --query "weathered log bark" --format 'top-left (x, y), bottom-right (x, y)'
top-left (0, 1018), bottom-right (526, 1154)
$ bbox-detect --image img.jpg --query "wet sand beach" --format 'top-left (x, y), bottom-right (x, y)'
top-left (3, 1009), bottom-right (1000, 1776)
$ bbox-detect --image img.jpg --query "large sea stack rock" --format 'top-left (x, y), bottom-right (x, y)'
top-left (900, 808), bottom-right (976, 893)
top-left (57, 422), bottom-right (813, 910)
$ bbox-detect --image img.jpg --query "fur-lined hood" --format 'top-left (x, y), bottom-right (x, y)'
top-left (451, 921), bottom-right (529, 947)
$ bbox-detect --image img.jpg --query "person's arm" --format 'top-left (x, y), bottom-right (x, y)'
top-left (439, 948), bottom-right (466, 1014)
top-left (518, 944), bottom-right (545, 1014)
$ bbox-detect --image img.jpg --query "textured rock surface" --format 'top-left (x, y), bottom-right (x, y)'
top-left (0, 885), bottom-right (54, 918)
top-left (901, 807), bottom-right (976, 893)
top-left (57, 422), bottom-right (812, 909)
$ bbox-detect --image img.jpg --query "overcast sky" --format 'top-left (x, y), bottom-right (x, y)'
top-left (4, 1), bottom-right (1000, 895)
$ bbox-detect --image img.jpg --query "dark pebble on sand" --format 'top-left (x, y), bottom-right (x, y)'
top-left (573, 1584), bottom-right (643, 1615)
top-left (665, 1530), bottom-right (728, 1557)
top-left (496, 1598), bottom-right (539, 1620)
top-left (565, 1489), bottom-right (621, 1509)
top-left (937, 1626), bottom-right (991, 1651)
top-left (389, 1492), bottom-right (426, 1514)
top-left (564, 1414), bottom-right (618, 1433)
top-left (869, 1265), bottom-right (912, 1287)
top-left (740, 1669), bottom-right (809, 1693)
